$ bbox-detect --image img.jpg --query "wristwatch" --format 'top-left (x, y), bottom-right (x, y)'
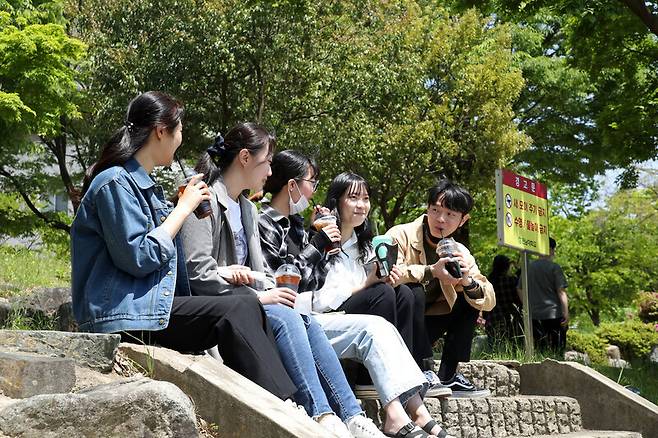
top-left (462, 276), bottom-right (484, 299)
top-left (463, 276), bottom-right (478, 291)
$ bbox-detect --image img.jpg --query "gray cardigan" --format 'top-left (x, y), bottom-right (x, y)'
top-left (179, 178), bottom-right (274, 296)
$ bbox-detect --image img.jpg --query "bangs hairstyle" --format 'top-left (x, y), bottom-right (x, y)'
top-left (263, 150), bottom-right (319, 195)
top-left (325, 172), bottom-right (372, 262)
top-left (427, 179), bottom-right (474, 215)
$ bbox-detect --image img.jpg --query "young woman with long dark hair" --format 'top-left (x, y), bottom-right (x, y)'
top-left (315, 173), bottom-right (430, 366)
top-left (179, 124), bottom-right (379, 438)
top-left (71, 92), bottom-right (296, 401)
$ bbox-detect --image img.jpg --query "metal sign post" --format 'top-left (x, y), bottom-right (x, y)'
top-left (520, 250), bottom-right (533, 360)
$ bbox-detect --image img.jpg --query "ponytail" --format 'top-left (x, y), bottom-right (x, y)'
top-left (82, 91), bottom-right (184, 194)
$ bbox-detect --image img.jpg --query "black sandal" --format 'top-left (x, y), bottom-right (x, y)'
top-left (421, 419), bottom-right (450, 438)
top-left (384, 422), bottom-right (431, 438)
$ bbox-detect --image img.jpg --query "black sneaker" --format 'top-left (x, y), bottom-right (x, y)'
top-left (443, 372), bottom-right (491, 398)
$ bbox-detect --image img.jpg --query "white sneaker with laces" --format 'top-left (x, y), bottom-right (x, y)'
top-left (346, 415), bottom-right (386, 438)
top-left (318, 413), bottom-right (352, 438)
top-left (423, 370), bottom-right (453, 398)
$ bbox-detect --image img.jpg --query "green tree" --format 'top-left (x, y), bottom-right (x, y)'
top-left (298, 4), bottom-right (531, 229)
top-left (0, 0), bottom-right (85, 233)
top-left (70, 0), bottom-right (530, 230)
top-left (448, 1), bottom-right (658, 187)
top-left (552, 186), bottom-right (658, 326)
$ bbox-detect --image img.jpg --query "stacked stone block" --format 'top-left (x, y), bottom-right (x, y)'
top-left (452, 360), bottom-right (521, 397)
top-left (424, 396), bottom-right (582, 438)
top-left (359, 361), bottom-right (585, 438)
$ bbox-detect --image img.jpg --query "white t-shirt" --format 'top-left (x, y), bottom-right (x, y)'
top-left (313, 231), bottom-right (372, 312)
top-left (225, 197), bottom-right (248, 265)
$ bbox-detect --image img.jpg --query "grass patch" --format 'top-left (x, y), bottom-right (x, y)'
top-left (0, 306), bottom-right (57, 331)
top-left (593, 360), bottom-right (658, 406)
top-left (0, 245), bottom-right (70, 297)
top-left (469, 337), bottom-right (564, 363)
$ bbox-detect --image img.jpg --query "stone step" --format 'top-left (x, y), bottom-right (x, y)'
top-left (0, 351), bottom-right (74, 398)
top-left (362, 395), bottom-right (583, 437)
top-left (425, 395), bottom-right (582, 437)
top-left (0, 330), bottom-right (120, 372)
top-left (511, 431), bottom-right (642, 438)
top-left (428, 360), bottom-right (521, 396)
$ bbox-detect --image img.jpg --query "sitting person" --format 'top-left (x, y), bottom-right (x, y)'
top-left (259, 151), bottom-right (454, 438)
top-left (386, 180), bottom-right (495, 397)
top-left (71, 92), bottom-right (296, 401)
top-left (311, 173), bottom-right (424, 360)
top-left (179, 124), bottom-right (383, 438)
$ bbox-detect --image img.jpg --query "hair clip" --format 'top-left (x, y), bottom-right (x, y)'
top-left (206, 134), bottom-right (226, 157)
top-left (124, 119), bottom-right (135, 133)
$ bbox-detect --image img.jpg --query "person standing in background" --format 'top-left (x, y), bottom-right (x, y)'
top-left (520, 237), bottom-right (569, 353)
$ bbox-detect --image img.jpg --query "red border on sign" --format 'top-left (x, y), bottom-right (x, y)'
top-left (502, 169), bottom-right (547, 199)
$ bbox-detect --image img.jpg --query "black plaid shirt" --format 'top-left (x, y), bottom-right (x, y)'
top-left (258, 204), bottom-right (329, 293)
top-left (484, 275), bottom-right (522, 325)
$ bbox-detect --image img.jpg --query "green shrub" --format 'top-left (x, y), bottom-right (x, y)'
top-left (596, 319), bottom-right (658, 360)
top-left (567, 330), bottom-right (607, 364)
top-left (637, 292), bottom-right (658, 323)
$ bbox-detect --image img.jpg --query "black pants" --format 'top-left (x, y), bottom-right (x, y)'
top-left (337, 282), bottom-right (425, 364)
top-left (409, 284), bottom-right (479, 381)
top-left (122, 295), bottom-right (296, 400)
top-left (533, 318), bottom-right (567, 353)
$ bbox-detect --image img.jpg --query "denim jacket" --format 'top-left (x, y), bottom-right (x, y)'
top-left (71, 158), bottom-right (190, 333)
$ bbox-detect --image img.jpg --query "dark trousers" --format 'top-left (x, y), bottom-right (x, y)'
top-left (337, 282), bottom-right (423, 363)
top-left (123, 295), bottom-right (296, 400)
top-left (532, 318), bottom-right (567, 353)
top-left (408, 284), bottom-right (479, 381)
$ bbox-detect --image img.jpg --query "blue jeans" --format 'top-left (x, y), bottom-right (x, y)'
top-left (315, 312), bottom-right (428, 406)
top-left (264, 304), bottom-right (362, 421)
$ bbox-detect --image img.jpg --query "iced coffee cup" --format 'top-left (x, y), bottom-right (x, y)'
top-left (312, 214), bottom-right (340, 252)
top-left (274, 264), bottom-right (302, 293)
top-left (436, 237), bottom-right (462, 279)
top-left (178, 175), bottom-right (212, 219)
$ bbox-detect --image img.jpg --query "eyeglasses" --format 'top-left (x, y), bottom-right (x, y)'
top-left (297, 178), bottom-right (320, 191)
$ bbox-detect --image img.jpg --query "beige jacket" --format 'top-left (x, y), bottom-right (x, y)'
top-left (386, 215), bottom-right (495, 316)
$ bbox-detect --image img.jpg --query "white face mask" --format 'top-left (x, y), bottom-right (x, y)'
top-left (289, 183), bottom-right (310, 215)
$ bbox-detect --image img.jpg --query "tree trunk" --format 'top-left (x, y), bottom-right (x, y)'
top-left (585, 290), bottom-right (601, 326)
top-left (619, 0), bottom-right (658, 37)
top-left (0, 167), bottom-right (71, 234)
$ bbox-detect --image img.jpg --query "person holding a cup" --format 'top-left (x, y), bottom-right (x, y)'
top-left (259, 152), bottom-right (454, 438)
top-left (386, 180), bottom-right (496, 398)
top-left (71, 92), bottom-right (296, 401)
top-left (179, 125), bottom-right (378, 438)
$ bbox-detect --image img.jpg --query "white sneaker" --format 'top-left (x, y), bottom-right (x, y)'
top-left (346, 415), bottom-right (386, 438)
top-left (423, 370), bottom-right (452, 398)
top-left (283, 399), bottom-right (308, 417)
top-left (318, 413), bottom-right (352, 438)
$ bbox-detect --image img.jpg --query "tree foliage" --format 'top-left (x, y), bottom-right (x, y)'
top-left (68, 0), bottom-right (529, 229)
top-left (449, 0), bottom-right (658, 187)
top-left (0, 0), bottom-right (85, 232)
top-left (552, 186), bottom-right (658, 325)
